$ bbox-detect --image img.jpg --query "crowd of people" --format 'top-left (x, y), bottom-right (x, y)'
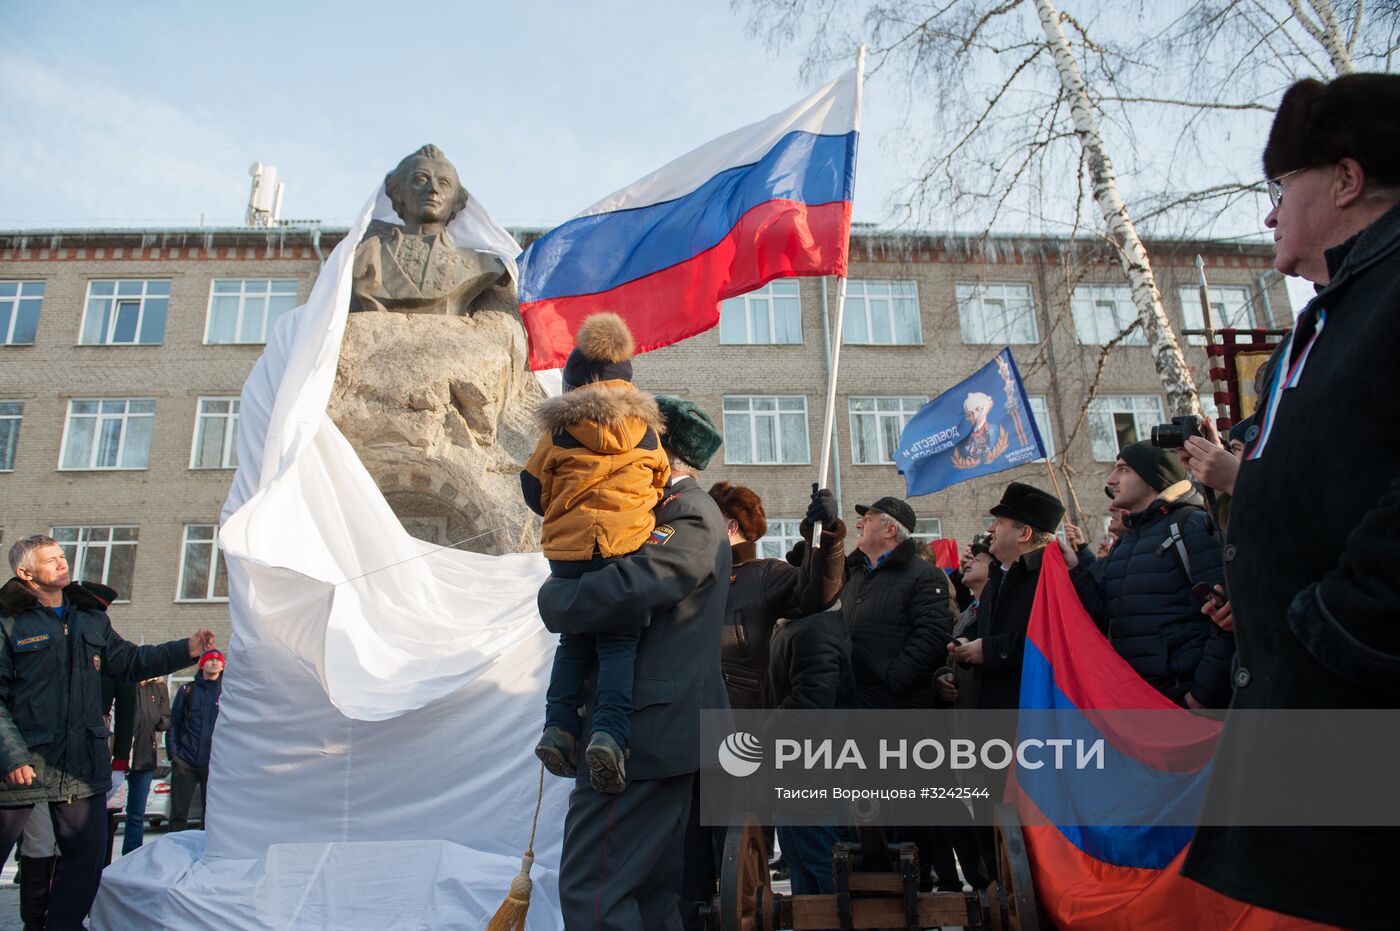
top-left (0, 70), bottom-right (1394, 931)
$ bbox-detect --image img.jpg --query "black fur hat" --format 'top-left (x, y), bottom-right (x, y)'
top-left (1263, 74), bottom-right (1400, 185)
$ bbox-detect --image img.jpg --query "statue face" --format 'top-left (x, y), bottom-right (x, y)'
top-left (394, 156), bottom-right (463, 226)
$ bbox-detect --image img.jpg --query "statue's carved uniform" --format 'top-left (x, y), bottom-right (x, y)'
top-left (350, 220), bottom-right (516, 317)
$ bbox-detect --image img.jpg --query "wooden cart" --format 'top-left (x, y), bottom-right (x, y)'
top-left (701, 803), bottom-right (1041, 931)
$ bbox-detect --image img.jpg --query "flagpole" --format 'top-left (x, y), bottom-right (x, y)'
top-left (812, 45), bottom-right (865, 550)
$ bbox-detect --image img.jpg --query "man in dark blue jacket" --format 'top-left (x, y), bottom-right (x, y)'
top-left (167, 648), bottom-right (224, 832)
top-left (537, 396), bottom-right (730, 931)
top-left (1061, 441), bottom-right (1233, 708)
top-left (0, 535), bottom-right (213, 930)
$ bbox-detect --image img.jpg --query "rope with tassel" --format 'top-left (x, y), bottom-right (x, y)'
top-left (486, 760), bottom-right (547, 931)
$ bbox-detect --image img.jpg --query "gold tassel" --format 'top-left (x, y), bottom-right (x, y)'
top-left (485, 853), bottom-right (535, 931)
top-left (486, 761), bottom-right (546, 931)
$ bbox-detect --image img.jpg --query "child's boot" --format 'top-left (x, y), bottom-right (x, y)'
top-left (536, 725), bottom-right (578, 778)
top-left (585, 731), bottom-right (628, 794)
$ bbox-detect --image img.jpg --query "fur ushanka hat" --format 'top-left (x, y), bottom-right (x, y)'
top-left (1263, 74), bottom-right (1400, 185)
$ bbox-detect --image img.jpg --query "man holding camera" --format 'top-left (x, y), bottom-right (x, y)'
top-left (1059, 441), bottom-right (1234, 709)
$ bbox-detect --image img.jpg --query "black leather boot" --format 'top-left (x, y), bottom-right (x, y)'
top-left (18, 855), bottom-right (55, 931)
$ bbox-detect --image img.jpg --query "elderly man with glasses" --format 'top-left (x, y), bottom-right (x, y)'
top-left (1181, 74), bottom-right (1400, 931)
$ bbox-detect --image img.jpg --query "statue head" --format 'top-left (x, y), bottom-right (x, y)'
top-left (384, 144), bottom-right (469, 230)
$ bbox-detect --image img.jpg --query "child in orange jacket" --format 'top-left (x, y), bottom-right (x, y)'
top-left (521, 312), bottom-right (668, 793)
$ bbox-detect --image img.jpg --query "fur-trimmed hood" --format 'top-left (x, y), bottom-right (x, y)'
top-left (0, 578), bottom-right (113, 618)
top-left (535, 379), bottom-right (665, 456)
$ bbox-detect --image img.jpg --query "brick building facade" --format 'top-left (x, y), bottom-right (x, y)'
top-left (0, 225), bottom-right (1287, 647)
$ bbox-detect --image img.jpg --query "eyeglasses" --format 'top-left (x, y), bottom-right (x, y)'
top-left (1266, 168), bottom-right (1305, 208)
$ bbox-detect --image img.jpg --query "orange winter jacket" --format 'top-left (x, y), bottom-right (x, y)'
top-left (521, 380), bottom-right (670, 561)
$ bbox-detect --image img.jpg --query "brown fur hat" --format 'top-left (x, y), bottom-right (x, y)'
top-left (708, 482), bottom-right (767, 542)
top-left (1263, 74), bottom-right (1400, 185)
top-left (562, 312), bottom-right (635, 389)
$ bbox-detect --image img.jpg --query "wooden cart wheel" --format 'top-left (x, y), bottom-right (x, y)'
top-left (990, 802), bottom-right (1041, 931)
top-left (718, 821), bottom-right (774, 931)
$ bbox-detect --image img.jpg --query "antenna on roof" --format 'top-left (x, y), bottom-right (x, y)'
top-left (246, 162), bottom-right (284, 227)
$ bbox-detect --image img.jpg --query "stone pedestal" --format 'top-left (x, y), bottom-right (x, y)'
top-left (329, 310), bottom-right (543, 555)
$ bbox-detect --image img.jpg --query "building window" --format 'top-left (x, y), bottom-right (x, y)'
top-left (0, 281), bottom-right (44, 346)
top-left (206, 279), bottom-right (299, 344)
top-left (178, 525), bottom-right (229, 602)
top-left (80, 280), bottom-right (169, 345)
top-left (912, 518), bottom-right (942, 542)
top-left (51, 526), bottom-right (138, 602)
top-left (849, 396), bottom-right (927, 464)
top-left (0, 402), bottom-right (20, 471)
top-left (1087, 395), bottom-right (1166, 461)
top-left (719, 281), bottom-right (802, 344)
top-left (842, 280), bottom-right (922, 345)
top-left (956, 282), bottom-right (1038, 344)
top-left (723, 396), bottom-right (810, 465)
top-left (1177, 286), bottom-right (1254, 345)
top-left (191, 397), bottom-right (240, 469)
top-left (758, 519), bottom-right (804, 560)
top-left (1028, 395), bottom-right (1054, 461)
top-left (59, 399), bottom-right (155, 470)
top-left (1071, 285), bottom-right (1147, 346)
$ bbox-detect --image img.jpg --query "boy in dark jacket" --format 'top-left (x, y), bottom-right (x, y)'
top-left (167, 649), bottom-right (224, 831)
top-left (523, 312), bottom-right (669, 793)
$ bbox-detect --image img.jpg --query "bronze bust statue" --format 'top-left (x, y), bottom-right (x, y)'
top-left (350, 144), bottom-right (516, 317)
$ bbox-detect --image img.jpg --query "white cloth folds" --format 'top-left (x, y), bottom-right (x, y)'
top-left (92, 187), bottom-right (570, 929)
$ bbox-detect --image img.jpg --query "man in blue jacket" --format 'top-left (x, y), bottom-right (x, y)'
top-left (1060, 441), bottom-right (1233, 708)
top-left (167, 648), bottom-right (224, 832)
top-left (0, 535), bottom-right (213, 930)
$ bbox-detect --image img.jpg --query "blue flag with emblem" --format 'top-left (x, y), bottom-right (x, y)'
top-left (893, 348), bottom-right (1046, 497)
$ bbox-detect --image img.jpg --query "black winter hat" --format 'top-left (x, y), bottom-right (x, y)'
top-left (655, 396), bottom-right (723, 470)
top-left (855, 496), bottom-right (917, 534)
top-left (561, 312), bottom-right (634, 390)
top-left (1263, 74), bottom-right (1400, 185)
top-left (989, 482), bottom-right (1064, 534)
top-left (1117, 440), bottom-right (1188, 492)
top-left (1228, 415), bottom-right (1259, 448)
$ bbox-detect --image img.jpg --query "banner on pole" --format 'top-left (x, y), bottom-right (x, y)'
top-left (893, 348), bottom-right (1045, 497)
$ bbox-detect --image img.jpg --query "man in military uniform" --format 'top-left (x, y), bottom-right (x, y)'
top-left (537, 396), bottom-right (730, 931)
top-left (350, 144), bottom-right (517, 318)
top-left (0, 535), bottom-right (215, 930)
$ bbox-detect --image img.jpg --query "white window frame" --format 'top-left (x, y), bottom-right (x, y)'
top-left (1177, 286), bottom-right (1255, 345)
top-left (718, 281), bottom-right (803, 345)
top-left (722, 395), bottom-right (811, 465)
top-left (0, 401), bottom-right (21, 472)
top-left (1071, 284), bottom-right (1147, 346)
top-left (757, 518), bottom-right (804, 560)
top-left (1087, 394), bottom-right (1166, 462)
top-left (50, 525), bottom-right (139, 603)
top-left (842, 280), bottom-right (923, 346)
top-left (912, 518), bottom-right (943, 543)
top-left (204, 278), bottom-right (300, 345)
top-left (58, 398), bottom-right (155, 471)
top-left (956, 281), bottom-right (1039, 345)
top-left (0, 281), bottom-right (44, 346)
top-left (1028, 395), bottom-right (1055, 462)
top-left (190, 397), bottom-right (241, 470)
top-left (848, 396), bottom-right (927, 465)
top-left (80, 280), bottom-right (170, 346)
top-left (177, 525), bottom-right (229, 602)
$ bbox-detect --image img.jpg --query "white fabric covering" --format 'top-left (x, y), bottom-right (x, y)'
top-left (92, 188), bottom-right (571, 929)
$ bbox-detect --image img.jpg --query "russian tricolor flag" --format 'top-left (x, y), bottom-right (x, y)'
top-left (1011, 546), bottom-right (1336, 930)
top-left (517, 66), bottom-right (861, 371)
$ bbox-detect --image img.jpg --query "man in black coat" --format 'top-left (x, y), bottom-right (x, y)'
top-left (537, 397), bottom-right (731, 931)
top-left (950, 482), bottom-right (1065, 712)
top-left (1182, 74), bottom-right (1400, 931)
top-left (1061, 442), bottom-right (1233, 708)
top-left (0, 535), bottom-right (213, 931)
top-left (840, 496), bottom-right (952, 710)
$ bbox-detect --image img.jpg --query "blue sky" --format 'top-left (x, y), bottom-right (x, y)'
top-left (0, 2), bottom-right (904, 230)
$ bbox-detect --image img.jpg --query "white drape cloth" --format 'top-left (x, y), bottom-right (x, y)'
top-left (92, 188), bottom-right (570, 929)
